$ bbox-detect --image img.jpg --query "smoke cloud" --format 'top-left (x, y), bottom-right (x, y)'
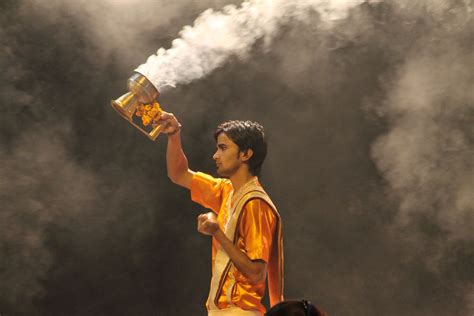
top-left (372, 46), bottom-right (473, 240)
top-left (371, 0), bottom-right (473, 257)
top-left (136, 0), bottom-right (365, 90)
top-left (368, 2), bottom-right (474, 310)
top-left (0, 0), bottom-right (472, 315)
top-left (0, 127), bottom-right (100, 313)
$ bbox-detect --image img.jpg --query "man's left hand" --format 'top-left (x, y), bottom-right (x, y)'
top-left (197, 212), bottom-right (219, 236)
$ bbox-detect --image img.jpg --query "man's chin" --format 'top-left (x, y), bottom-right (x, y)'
top-left (216, 168), bottom-right (229, 177)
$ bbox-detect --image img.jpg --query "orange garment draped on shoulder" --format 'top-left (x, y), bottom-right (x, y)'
top-left (191, 172), bottom-right (284, 314)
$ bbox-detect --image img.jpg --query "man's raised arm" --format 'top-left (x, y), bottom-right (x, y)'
top-left (159, 112), bottom-right (194, 189)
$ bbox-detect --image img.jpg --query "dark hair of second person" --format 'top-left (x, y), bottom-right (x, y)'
top-left (265, 299), bottom-right (327, 316)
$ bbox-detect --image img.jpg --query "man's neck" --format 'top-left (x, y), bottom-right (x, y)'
top-left (229, 168), bottom-right (256, 192)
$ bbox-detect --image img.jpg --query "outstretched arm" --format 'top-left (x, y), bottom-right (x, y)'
top-left (159, 112), bottom-right (194, 189)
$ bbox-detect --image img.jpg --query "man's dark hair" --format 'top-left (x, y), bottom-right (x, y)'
top-left (214, 120), bottom-right (267, 177)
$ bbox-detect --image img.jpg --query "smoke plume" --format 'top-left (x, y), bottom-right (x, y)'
top-left (136, 0), bottom-right (365, 90)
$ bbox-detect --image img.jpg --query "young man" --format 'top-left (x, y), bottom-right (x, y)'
top-left (159, 112), bottom-right (284, 316)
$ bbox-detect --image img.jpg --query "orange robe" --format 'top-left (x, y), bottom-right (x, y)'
top-left (191, 172), bottom-right (283, 314)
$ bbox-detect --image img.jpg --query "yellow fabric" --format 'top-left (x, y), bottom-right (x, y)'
top-left (191, 172), bottom-right (277, 314)
top-left (240, 191), bottom-right (284, 308)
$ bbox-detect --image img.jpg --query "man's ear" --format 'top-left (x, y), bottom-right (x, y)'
top-left (240, 149), bottom-right (254, 162)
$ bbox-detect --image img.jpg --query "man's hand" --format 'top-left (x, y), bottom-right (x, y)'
top-left (201, 211), bottom-right (267, 285)
top-left (197, 212), bottom-right (220, 236)
top-left (158, 111), bottom-right (181, 135)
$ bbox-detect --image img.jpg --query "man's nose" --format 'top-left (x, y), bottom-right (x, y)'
top-left (213, 151), bottom-right (218, 160)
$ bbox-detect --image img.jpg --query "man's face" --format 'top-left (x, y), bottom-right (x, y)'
top-left (213, 133), bottom-right (243, 177)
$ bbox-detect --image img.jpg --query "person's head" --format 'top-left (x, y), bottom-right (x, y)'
top-left (213, 120), bottom-right (267, 178)
top-left (265, 300), bottom-right (327, 316)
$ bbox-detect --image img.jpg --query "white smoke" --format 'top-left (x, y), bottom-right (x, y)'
top-left (136, 0), bottom-right (366, 90)
top-left (0, 128), bottom-right (100, 311)
top-left (20, 0), bottom-right (236, 67)
top-left (371, 4), bottom-right (474, 244)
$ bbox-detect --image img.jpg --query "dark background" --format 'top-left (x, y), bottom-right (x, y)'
top-left (0, 0), bottom-right (473, 315)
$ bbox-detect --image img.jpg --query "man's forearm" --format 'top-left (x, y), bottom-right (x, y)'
top-left (166, 132), bottom-right (189, 183)
top-left (213, 229), bottom-right (266, 284)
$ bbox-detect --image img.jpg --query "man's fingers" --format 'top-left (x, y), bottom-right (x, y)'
top-left (158, 111), bottom-right (175, 122)
top-left (156, 111), bottom-right (180, 134)
top-left (197, 215), bottom-right (204, 231)
top-left (162, 121), bottom-right (173, 131)
top-left (197, 212), bottom-right (216, 235)
top-left (197, 213), bottom-right (208, 225)
top-left (159, 111), bottom-right (173, 118)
